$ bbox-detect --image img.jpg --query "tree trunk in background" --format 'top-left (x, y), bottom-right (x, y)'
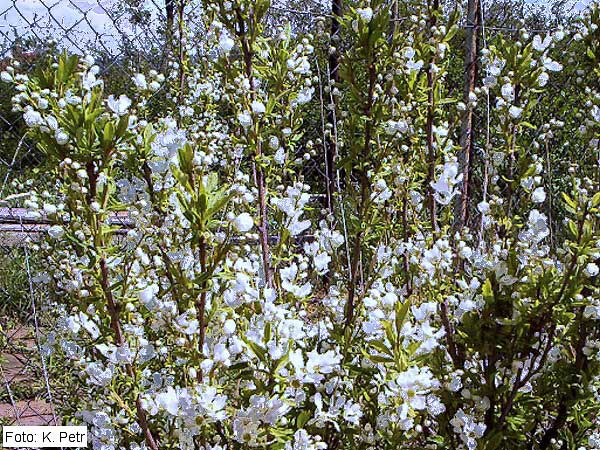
top-left (456, 0), bottom-right (480, 229)
top-left (165, 0), bottom-right (174, 52)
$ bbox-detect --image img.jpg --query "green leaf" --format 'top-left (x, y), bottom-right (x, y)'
top-left (241, 335), bottom-right (267, 362)
top-left (568, 220), bottom-right (578, 238)
top-left (116, 114), bottom-right (129, 138)
top-left (395, 299), bottom-right (411, 336)
top-left (101, 121), bottom-right (115, 150)
top-left (296, 410), bottom-right (311, 429)
top-left (199, 192), bottom-right (208, 215)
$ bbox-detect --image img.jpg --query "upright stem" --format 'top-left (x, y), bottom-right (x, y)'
top-left (345, 48), bottom-right (376, 328)
top-left (196, 235), bottom-right (208, 381)
top-left (235, 7), bottom-right (272, 286)
top-left (86, 161), bottom-right (159, 450)
top-left (388, 0), bottom-right (398, 43)
top-left (88, 164), bottom-right (159, 450)
top-left (425, 0), bottom-right (439, 231)
top-left (177, 0), bottom-right (186, 111)
top-left (455, 0), bottom-right (480, 229)
top-left (325, 0), bottom-right (342, 213)
top-left (506, 85), bottom-right (520, 217)
top-left (165, 0), bottom-right (175, 49)
top-left (100, 259), bottom-right (160, 450)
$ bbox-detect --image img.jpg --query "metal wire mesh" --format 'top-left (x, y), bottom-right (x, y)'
top-left (0, 238), bottom-right (57, 426)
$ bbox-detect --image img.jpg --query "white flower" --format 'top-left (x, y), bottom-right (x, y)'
top-left (531, 187), bottom-right (546, 203)
top-left (219, 33), bottom-right (235, 53)
top-left (542, 57), bottom-right (562, 72)
top-left (23, 109), bottom-right (43, 127)
top-left (66, 316), bottom-right (80, 334)
top-left (269, 136), bottom-right (279, 150)
top-left (584, 262), bottom-right (599, 277)
top-left (295, 86), bottom-right (314, 105)
top-left (132, 73), bottom-right (147, 90)
top-left (406, 59), bottom-right (424, 71)
top-left (48, 225), bottom-right (64, 239)
top-left (82, 66), bottom-right (103, 90)
top-left (214, 343), bottom-right (230, 364)
top-left (451, 409), bottom-right (486, 450)
top-left (274, 147), bottom-right (286, 165)
top-left (1, 71), bottom-right (12, 82)
top-left (314, 253), bottom-right (331, 274)
top-left (357, 7), bottom-right (373, 22)
top-left (430, 159), bottom-right (463, 205)
top-left (55, 129), bottom-right (69, 145)
top-left (280, 263), bottom-right (312, 297)
top-left (554, 30), bottom-right (565, 41)
top-left (238, 111), bottom-right (253, 129)
top-left (519, 209), bottom-right (550, 244)
top-left (342, 401), bottom-right (363, 425)
top-left (46, 116), bottom-right (58, 130)
top-left (107, 94), bottom-right (131, 116)
top-left (36, 97), bottom-right (48, 111)
top-left (532, 34), bottom-right (552, 52)
top-left (592, 105), bottom-right (600, 122)
top-left (384, 119), bottom-right (409, 135)
top-left (196, 386), bottom-right (227, 421)
top-left (233, 212), bottom-right (254, 232)
top-left (43, 203), bottom-right (57, 215)
top-left (305, 349), bottom-right (342, 381)
top-left (392, 366), bottom-right (440, 411)
top-left (286, 430), bottom-right (327, 450)
top-left (156, 386), bottom-right (179, 415)
top-left (508, 105), bottom-right (523, 119)
top-left (85, 362), bottom-right (113, 386)
top-left (487, 57), bottom-right (504, 76)
top-left (288, 56), bottom-right (311, 74)
top-left (251, 100), bottom-right (266, 114)
top-left (477, 201), bottom-right (490, 214)
top-left (501, 83), bottom-right (514, 101)
top-left (223, 319), bottom-right (236, 335)
top-left (538, 72), bottom-right (549, 87)
top-left (139, 284), bottom-right (157, 304)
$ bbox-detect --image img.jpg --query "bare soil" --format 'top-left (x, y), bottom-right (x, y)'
top-left (0, 324), bottom-right (57, 425)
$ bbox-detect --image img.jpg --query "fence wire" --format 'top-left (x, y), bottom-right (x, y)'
top-left (0, 236), bottom-right (56, 426)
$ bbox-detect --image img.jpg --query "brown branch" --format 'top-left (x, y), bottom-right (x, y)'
top-left (425, 0), bottom-right (439, 231)
top-left (455, 0), bottom-right (480, 229)
top-left (325, 0), bottom-right (342, 212)
top-left (100, 258), bottom-right (159, 450)
top-left (89, 166), bottom-right (159, 450)
top-left (196, 235), bottom-right (208, 381)
top-left (235, 6), bottom-right (272, 287)
top-left (345, 41), bottom-right (377, 328)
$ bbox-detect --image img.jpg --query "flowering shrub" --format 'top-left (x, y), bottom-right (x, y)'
top-left (3, 0), bottom-right (600, 449)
